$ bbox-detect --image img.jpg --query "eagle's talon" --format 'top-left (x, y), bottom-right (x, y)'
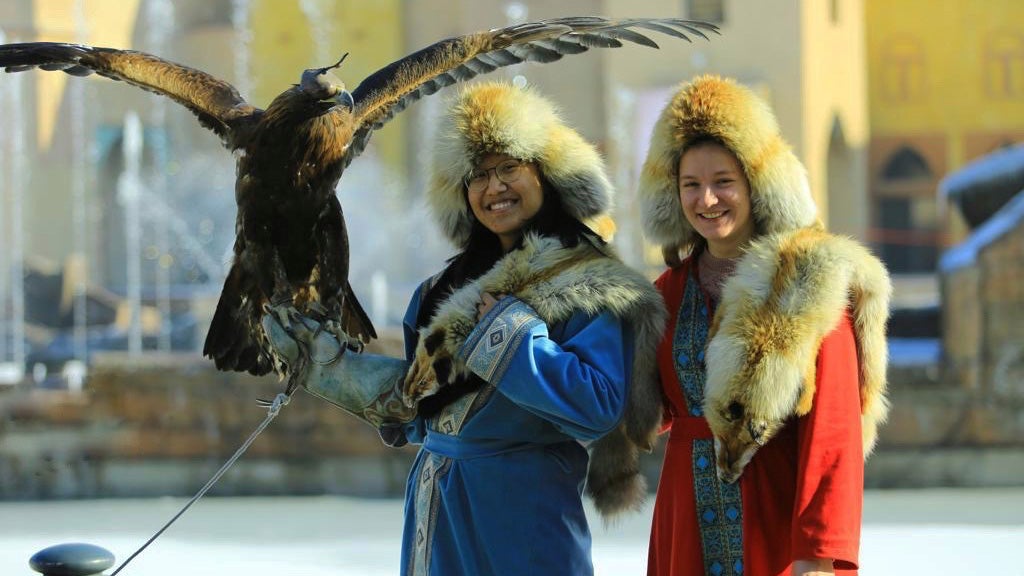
top-left (306, 301), bottom-right (329, 319)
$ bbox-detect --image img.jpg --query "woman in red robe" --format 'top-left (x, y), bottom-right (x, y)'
top-left (637, 76), bottom-right (892, 576)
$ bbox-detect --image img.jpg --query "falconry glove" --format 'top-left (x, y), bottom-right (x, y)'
top-left (261, 311), bottom-right (417, 446)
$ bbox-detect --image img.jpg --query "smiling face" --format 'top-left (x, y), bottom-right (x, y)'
top-left (677, 142), bottom-right (755, 258)
top-left (466, 153), bottom-right (545, 252)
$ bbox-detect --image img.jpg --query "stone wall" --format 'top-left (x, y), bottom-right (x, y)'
top-left (940, 221), bottom-right (1024, 446)
top-left (0, 331), bottom-right (417, 500)
top-left (4, 319), bottom-right (1024, 499)
top-left (867, 216), bottom-right (1024, 488)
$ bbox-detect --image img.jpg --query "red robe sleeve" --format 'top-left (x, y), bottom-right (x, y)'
top-left (791, 310), bottom-right (864, 570)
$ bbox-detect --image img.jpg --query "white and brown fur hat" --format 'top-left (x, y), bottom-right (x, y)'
top-left (428, 82), bottom-right (613, 247)
top-left (639, 75), bottom-right (818, 251)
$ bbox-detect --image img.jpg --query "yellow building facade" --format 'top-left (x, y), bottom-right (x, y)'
top-left (865, 0), bottom-right (1024, 273)
top-left (405, 0), bottom-right (870, 268)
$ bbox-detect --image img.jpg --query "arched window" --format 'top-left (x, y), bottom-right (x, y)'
top-left (874, 146), bottom-right (939, 273)
top-left (986, 32), bottom-right (1024, 98)
top-left (881, 38), bottom-right (926, 103)
top-left (881, 146), bottom-right (933, 182)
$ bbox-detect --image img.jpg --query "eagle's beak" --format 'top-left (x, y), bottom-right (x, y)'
top-left (335, 89), bottom-right (354, 112)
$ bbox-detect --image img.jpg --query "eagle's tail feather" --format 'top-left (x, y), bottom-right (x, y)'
top-left (204, 265), bottom-right (271, 375)
top-left (341, 281), bottom-right (377, 342)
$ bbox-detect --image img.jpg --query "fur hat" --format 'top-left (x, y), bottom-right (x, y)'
top-left (639, 75), bottom-right (818, 252)
top-left (427, 82), bottom-right (613, 247)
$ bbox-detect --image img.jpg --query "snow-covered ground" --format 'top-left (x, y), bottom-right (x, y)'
top-left (3, 488), bottom-right (1022, 575)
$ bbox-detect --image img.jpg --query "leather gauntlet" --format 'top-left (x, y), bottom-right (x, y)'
top-left (261, 312), bottom-right (417, 435)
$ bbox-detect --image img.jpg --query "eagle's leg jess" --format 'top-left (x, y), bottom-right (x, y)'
top-left (326, 294), bottom-right (365, 353)
top-left (264, 250), bottom-right (304, 386)
top-left (310, 195), bottom-right (366, 352)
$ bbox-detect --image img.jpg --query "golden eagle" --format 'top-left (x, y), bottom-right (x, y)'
top-left (0, 17), bottom-right (717, 388)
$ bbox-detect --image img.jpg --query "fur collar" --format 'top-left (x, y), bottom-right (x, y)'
top-left (422, 233), bottom-right (667, 518)
top-left (704, 226), bottom-right (891, 482)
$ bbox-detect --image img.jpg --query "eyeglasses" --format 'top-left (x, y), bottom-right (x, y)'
top-left (464, 159), bottom-right (527, 193)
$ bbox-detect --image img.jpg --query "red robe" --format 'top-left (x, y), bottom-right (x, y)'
top-left (648, 260), bottom-right (863, 576)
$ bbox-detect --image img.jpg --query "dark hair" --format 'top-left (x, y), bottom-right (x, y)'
top-left (416, 168), bottom-right (603, 328)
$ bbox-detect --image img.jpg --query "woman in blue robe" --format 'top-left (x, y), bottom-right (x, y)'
top-left (264, 82), bottom-right (665, 575)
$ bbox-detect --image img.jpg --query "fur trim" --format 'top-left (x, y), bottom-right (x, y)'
top-left (418, 234), bottom-right (666, 518)
top-left (703, 227), bottom-right (891, 482)
top-left (638, 75), bottom-right (818, 253)
top-left (428, 82), bottom-right (613, 247)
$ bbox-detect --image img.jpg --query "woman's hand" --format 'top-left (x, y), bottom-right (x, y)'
top-left (476, 292), bottom-right (505, 321)
top-left (792, 558), bottom-right (834, 576)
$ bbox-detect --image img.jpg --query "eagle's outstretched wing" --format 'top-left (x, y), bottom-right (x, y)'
top-left (0, 42), bottom-right (258, 143)
top-left (344, 17), bottom-right (718, 166)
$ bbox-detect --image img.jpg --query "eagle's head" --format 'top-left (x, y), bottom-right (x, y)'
top-left (300, 53), bottom-right (354, 112)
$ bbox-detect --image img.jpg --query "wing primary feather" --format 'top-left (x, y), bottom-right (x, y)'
top-left (668, 20), bottom-right (719, 40)
top-left (420, 78), bottom-right (442, 96)
top-left (602, 28), bottom-right (660, 49)
top-left (498, 23), bottom-right (574, 44)
top-left (509, 43), bottom-right (563, 64)
top-left (462, 57), bottom-right (498, 74)
top-left (434, 71), bottom-right (457, 87)
top-left (629, 21), bottom-right (694, 42)
top-left (449, 65), bottom-right (477, 81)
top-left (479, 49), bottom-right (523, 66)
top-left (64, 65), bottom-right (95, 76)
top-left (534, 38), bottom-right (589, 55)
top-left (546, 16), bottom-right (609, 26)
top-left (566, 33), bottom-right (623, 49)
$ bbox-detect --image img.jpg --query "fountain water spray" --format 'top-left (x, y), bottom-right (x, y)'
top-left (70, 0), bottom-right (91, 364)
top-left (119, 112), bottom-right (144, 356)
top-left (145, 0), bottom-right (176, 352)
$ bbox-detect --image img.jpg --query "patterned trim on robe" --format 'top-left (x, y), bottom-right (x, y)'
top-left (676, 273), bottom-right (744, 575)
top-left (430, 383), bottom-right (497, 436)
top-left (463, 297), bottom-right (544, 384)
top-left (410, 298), bottom-right (544, 572)
top-left (673, 273), bottom-right (710, 417)
top-left (409, 452), bottom-right (453, 576)
top-left (692, 439), bottom-right (744, 575)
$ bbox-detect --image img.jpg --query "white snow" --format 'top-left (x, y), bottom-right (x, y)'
top-left (2, 488), bottom-right (1022, 575)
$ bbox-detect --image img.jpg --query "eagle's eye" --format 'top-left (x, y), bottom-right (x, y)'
top-left (300, 69), bottom-right (342, 99)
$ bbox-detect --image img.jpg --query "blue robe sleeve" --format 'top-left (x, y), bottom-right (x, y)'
top-left (400, 281), bottom-right (429, 444)
top-left (458, 296), bottom-right (630, 441)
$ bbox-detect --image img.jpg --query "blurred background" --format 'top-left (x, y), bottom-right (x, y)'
top-left (0, 0), bottom-right (1022, 572)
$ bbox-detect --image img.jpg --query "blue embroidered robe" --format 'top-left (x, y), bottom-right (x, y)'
top-left (393, 280), bottom-right (633, 575)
